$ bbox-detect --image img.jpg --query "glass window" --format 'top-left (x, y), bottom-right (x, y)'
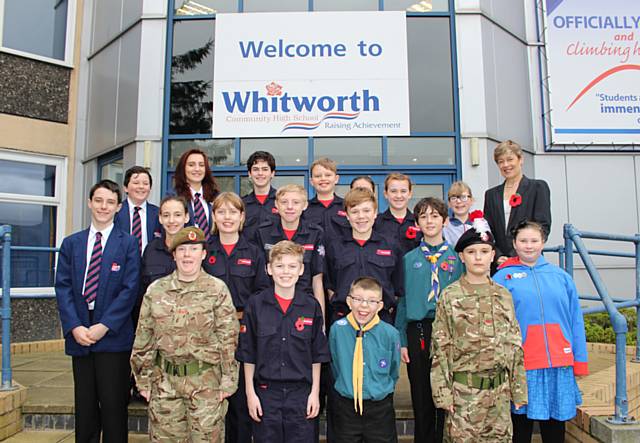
top-left (240, 175), bottom-right (305, 196)
top-left (409, 184), bottom-right (443, 211)
top-left (407, 17), bottom-right (454, 132)
top-left (314, 138), bottom-right (382, 165)
top-left (384, 0), bottom-right (449, 12)
top-left (387, 137), bottom-right (455, 165)
top-left (0, 203), bottom-right (57, 288)
top-left (169, 139), bottom-right (235, 168)
top-left (240, 138), bottom-right (307, 166)
top-left (243, 0), bottom-right (308, 12)
top-left (170, 20), bottom-right (215, 134)
top-left (2, 0), bottom-right (68, 61)
top-left (99, 156), bottom-right (123, 184)
top-left (0, 160), bottom-right (56, 197)
top-left (174, 0), bottom-right (237, 15)
top-left (313, 0), bottom-right (378, 11)
top-left (216, 176), bottom-right (235, 193)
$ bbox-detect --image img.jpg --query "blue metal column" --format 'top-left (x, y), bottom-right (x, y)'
top-left (564, 224), bottom-right (574, 277)
top-left (0, 225), bottom-right (14, 390)
top-left (634, 237), bottom-right (640, 363)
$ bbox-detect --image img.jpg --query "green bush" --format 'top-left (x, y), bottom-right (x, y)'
top-left (583, 308), bottom-right (637, 345)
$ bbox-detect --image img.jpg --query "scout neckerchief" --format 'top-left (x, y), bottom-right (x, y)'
top-left (346, 312), bottom-right (380, 415)
top-left (420, 241), bottom-right (449, 301)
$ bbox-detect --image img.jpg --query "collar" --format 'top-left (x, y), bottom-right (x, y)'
top-left (209, 234), bottom-right (248, 252)
top-left (448, 215), bottom-right (471, 227)
top-left (89, 222), bottom-right (115, 239)
top-left (421, 240), bottom-right (447, 252)
top-left (263, 289), bottom-right (309, 307)
top-left (381, 208), bottom-right (413, 223)
top-left (127, 197), bottom-right (147, 213)
top-left (190, 186), bottom-right (203, 198)
top-left (151, 236), bottom-right (171, 253)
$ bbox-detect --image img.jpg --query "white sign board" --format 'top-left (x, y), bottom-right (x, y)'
top-left (212, 11), bottom-right (410, 137)
top-left (545, 0), bottom-right (640, 144)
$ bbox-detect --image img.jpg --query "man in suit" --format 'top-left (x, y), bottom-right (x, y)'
top-left (55, 179), bottom-right (140, 442)
top-left (114, 166), bottom-right (162, 255)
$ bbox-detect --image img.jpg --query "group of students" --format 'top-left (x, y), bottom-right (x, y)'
top-left (55, 141), bottom-right (587, 443)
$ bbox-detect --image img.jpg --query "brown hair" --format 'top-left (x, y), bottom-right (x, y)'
top-left (493, 140), bottom-right (523, 163)
top-left (173, 149), bottom-right (219, 203)
top-left (344, 187), bottom-right (377, 211)
top-left (384, 173), bottom-right (412, 191)
top-left (511, 220), bottom-right (548, 242)
top-left (89, 180), bottom-right (122, 204)
top-left (212, 192), bottom-right (245, 234)
top-left (349, 175), bottom-right (375, 192)
top-left (269, 240), bottom-right (305, 263)
top-left (310, 157), bottom-right (338, 175)
top-left (447, 181), bottom-right (473, 198)
top-left (159, 195), bottom-right (188, 214)
top-left (413, 197), bottom-right (448, 220)
top-left (349, 277), bottom-right (383, 300)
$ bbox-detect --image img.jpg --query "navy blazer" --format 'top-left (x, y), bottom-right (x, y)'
top-left (114, 200), bottom-right (162, 244)
top-left (55, 228), bottom-right (141, 356)
top-left (483, 175), bottom-right (551, 258)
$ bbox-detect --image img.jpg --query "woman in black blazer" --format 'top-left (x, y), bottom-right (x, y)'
top-left (483, 140), bottom-right (551, 265)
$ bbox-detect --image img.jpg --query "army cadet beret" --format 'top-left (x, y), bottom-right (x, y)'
top-left (171, 227), bottom-right (206, 252)
top-left (454, 211), bottom-right (495, 252)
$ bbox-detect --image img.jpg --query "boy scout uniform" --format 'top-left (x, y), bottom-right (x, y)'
top-left (236, 288), bottom-right (330, 443)
top-left (430, 277), bottom-right (527, 442)
top-left (131, 228), bottom-right (240, 442)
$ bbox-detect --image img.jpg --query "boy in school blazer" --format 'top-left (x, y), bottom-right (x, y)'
top-left (55, 179), bottom-right (140, 443)
top-left (114, 166), bottom-right (162, 254)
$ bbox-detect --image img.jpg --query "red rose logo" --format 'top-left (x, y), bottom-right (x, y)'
top-left (266, 82), bottom-right (283, 96)
top-left (406, 226), bottom-right (419, 239)
top-left (469, 210), bottom-right (484, 222)
top-left (509, 193), bottom-right (522, 208)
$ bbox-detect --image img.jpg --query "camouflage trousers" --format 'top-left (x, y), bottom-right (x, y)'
top-left (149, 366), bottom-right (228, 442)
top-left (444, 377), bottom-right (512, 443)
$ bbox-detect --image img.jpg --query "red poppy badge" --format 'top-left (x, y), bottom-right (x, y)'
top-left (509, 193), bottom-right (522, 208)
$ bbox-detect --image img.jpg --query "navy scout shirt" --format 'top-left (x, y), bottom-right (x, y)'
top-left (254, 219), bottom-right (325, 295)
top-left (236, 288), bottom-right (331, 384)
top-left (373, 208), bottom-right (422, 256)
top-left (324, 230), bottom-right (404, 315)
top-left (302, 195), bottom-right (344, 230)
top-left (140, 237), bottom-right (176, 296)
top-left (203, 235), bottom-right (270, 311)
top-left (242, 187), bottom-right (278, 240)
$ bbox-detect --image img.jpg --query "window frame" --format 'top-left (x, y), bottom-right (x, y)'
top-left (161, 0), bottom-right (462, 195)
top-left (0, 149), bottom-right (67, 297)
top-left (0, 0), bottom-right (77, 67)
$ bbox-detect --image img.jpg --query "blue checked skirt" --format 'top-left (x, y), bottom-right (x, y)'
top-left (511, 366), bottom-right (582, 421)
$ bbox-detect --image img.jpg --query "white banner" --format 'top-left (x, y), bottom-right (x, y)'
top-left (212, 11), bottom-right (410, 137)
top-left (545, 0), bottom-right (640, 144)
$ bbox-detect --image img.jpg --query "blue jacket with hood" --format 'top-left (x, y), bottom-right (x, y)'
top-left (493, 256), bottom-right (588, 375)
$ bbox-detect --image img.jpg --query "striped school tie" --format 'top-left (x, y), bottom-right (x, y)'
top-left (193, 193), bottom-right (210, 241)
top-left (131, 206), bottom-right (142, 253)
top-left (83, 232), bottom-right (102, 304)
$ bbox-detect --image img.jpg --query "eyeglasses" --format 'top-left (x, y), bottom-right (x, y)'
top-left (348, 295), bottom-right (383, 306)
top-left (448, 194), bottom-right (471, 203)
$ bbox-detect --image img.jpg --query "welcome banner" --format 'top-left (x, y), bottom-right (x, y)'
top-left (545, 0), bottom-right (640, 144)
top-left (212, 11), bottom-right (410, 137)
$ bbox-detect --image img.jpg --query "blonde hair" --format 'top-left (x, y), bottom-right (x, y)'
top-left (344, 187), bottom-right (377, 211)
top-left (384, 173), bottom-right (412, 191)
top-left (493, 140), bottom-right (523, 163)
top-left (276, 184), bottom-right (308, 203)
top-left (447, 181), bottom-right (473, 198)
top-left (310, 157), bottom-right (338, 174)
top-left (269, 240), bottom-right (305, 263)
top-left (211, 192), bottom-right (245, 234)
top-left (349, 277), bottom-right (383, 300)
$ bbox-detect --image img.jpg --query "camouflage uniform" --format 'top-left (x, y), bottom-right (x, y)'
top-left (431, 278), bottom-right (527, 442)
top-left (131, 270), bottom-right (239, 442)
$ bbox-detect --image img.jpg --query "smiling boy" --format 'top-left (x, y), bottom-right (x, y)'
top-left (329, 277), bottom-right (401, 443)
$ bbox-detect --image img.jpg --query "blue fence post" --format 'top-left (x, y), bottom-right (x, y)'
top-left (564, 224), bottom-right (574, 277)
top-left (634, 236), bottom-right (640, 364)
top-left (0, 225), bottom-right (14, 391)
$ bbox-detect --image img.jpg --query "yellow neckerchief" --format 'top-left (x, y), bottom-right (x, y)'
top-left (346, 312), bottom-right (381, 415)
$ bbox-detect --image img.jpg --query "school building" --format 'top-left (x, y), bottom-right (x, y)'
top-left (0, 0), bottom-right (639, 341)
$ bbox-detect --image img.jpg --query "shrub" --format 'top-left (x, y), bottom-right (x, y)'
top-left (583, 308), bottom-right (637, 345)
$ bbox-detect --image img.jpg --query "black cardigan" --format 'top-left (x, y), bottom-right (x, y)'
top-left (483, 175), bottom-right (551, 258)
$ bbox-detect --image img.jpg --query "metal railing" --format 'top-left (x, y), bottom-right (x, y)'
top-left (545, 224), bottom-right (640, 424)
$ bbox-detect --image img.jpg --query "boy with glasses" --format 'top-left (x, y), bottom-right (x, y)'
top-left (443, 181), bottom-right (475, 248)
top-left (329, 277), bottom-right (401, 443)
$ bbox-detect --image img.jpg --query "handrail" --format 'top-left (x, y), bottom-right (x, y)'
top-left (0, 225), bottom-right (15, 391)
top-left (555, 224), bottom-right (640, 425)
